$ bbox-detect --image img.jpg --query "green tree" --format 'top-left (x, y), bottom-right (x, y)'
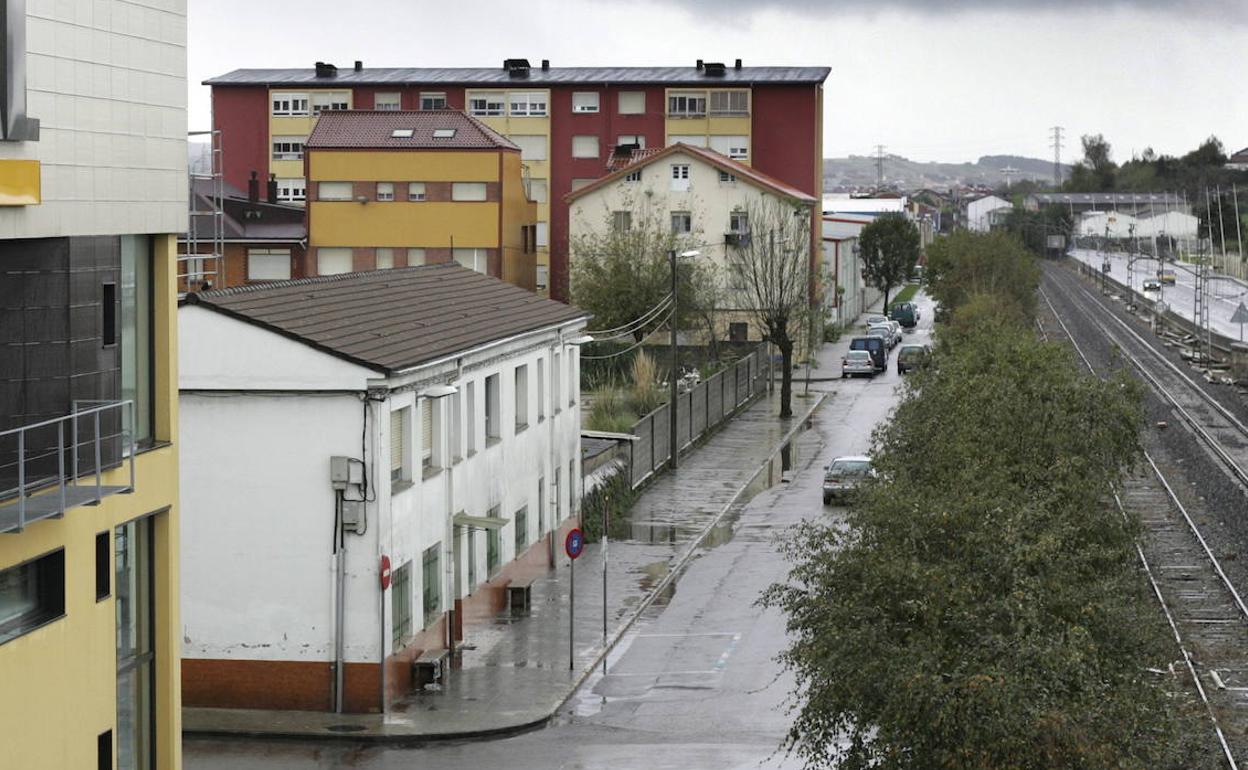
top-left (924, 230), bottom-right (1040, 322)
top-left (858, 212), bottom-right (921, 310)
top-left (764, 316), bottom-right (1215, 770)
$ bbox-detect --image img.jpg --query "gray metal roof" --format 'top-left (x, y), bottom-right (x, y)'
top-left (1027, 192), bottom-right (1186, 204)
top-left (205, 65), bottom-right (831, 87)
top-left (181, 264), bottom-right (589, 374)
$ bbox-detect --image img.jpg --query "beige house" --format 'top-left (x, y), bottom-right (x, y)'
top-left (565, 143), bottom-right (819, 343)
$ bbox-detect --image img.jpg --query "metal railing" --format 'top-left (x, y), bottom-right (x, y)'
top-left (0, 400), bottom-right (135, 533)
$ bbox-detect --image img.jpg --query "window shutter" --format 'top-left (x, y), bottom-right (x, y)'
top-left (390, 410), bottom-right (403, 472)
top-left (422, 401), bottom-right (434, 460)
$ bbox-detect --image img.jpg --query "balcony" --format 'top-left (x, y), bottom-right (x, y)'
top-left (0, 401), bottom-right (136, 534)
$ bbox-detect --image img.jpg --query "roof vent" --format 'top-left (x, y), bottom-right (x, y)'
top-left (504, 58), bottom-right (531, 78)
top-left (354, 60), bottom-right (363, 72)
top-left (314, 61), bottom-right (338, 78)
top-left (391, 128), bottom-right (414, 138)
top-left (735, 58), bottom-right (742, 70)
top-left (541, 59), bottom-right (550, 71)
top-left (703, 62), bottom-right (726, 77)
top-left (432, 128), bottom-right (456, 139)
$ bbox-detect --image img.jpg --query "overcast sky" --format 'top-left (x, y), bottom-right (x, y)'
top-left (187, 0), bottom-right (1248, 164)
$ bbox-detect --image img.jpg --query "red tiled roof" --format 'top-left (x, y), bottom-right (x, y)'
top-left (566, 143), bottom-right (818, 204)
top-left (305, 109), bottom-right (519, 151)
top-left (605, 147), bottom-right (662, 172)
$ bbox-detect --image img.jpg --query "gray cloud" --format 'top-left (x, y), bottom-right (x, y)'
top-left (647, 0), bottom-right (1246, 19)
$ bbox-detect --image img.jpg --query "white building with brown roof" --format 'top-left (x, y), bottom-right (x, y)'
top-left (177, 265), bottom-right (589, 713)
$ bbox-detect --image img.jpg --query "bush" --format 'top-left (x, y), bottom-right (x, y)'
top-left (823, 323), bottom-right (843, 343)
top-left (585, 385), bottom-right (637, 433)
top-left (580, 471), bottom-right (638, 543)
top-left (628, 350), bottom-right (666, 415)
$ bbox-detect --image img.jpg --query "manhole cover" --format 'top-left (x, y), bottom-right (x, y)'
top-left (325, 724), bottom-right (367, 733)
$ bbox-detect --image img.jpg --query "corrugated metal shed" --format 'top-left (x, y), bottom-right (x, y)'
top-left (205, 65), bottom-right (831, 87)
top-left (182, 264), bottom-right (589, 373)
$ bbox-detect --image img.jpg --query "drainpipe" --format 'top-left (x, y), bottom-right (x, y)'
top-left (334, 489), bottom-right (346, 713)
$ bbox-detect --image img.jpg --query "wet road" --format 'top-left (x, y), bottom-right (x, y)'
top-left (185, 301), bottom-right (934, 770)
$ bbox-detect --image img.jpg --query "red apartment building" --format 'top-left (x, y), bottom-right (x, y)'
top-left (205, 58), bottom-right (829, 301)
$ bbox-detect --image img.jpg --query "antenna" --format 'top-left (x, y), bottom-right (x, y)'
top-left (1050, 126), bottom-right (1064, 187)
top-left (1000, 166), bottom-right (1020, 189)
top-left (874, 144), bottom-right (886, 190)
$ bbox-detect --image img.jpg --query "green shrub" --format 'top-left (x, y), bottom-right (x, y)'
top-left (586, 385), bottom-right (637, 433)
top-left (628, 350), bottom-right (666, 415)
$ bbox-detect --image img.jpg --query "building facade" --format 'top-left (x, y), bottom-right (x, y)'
top-left (204, 59), bottom-right (829, 299)
top-left (304, 110), bottom-right (538, 290)
top-left (178, 265), bottom-right (588, 713)
top-left (966, 194), bottom-right (1012, 232)
top-left (0, 1), bottom-right (186, 768)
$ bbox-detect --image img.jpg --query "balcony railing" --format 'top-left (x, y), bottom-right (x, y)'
top-left (0, 400), bottom-right (135, 534)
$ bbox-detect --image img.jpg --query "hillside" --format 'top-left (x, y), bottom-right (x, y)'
top-left (824, 153), bottom-right (1071, 191)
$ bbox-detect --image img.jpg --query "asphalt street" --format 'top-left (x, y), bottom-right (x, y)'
top-left (185, 299), bottom-right (934, 770)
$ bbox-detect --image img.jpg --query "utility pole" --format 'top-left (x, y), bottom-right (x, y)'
top-left (1050, 126), bottom-right (1064, 188)
top-left (668, 248), bottom-right (679, 471)
top-left (874, 144), bottom-right (886, 190)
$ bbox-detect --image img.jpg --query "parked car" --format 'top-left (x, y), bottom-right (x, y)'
top-left (868, 323), bottom-right (897, 349)
top-left (823, 455), bottom-right (875, 504)
top-left (841, 349), bottom-right (876, 378)
top-left (886, 319), bottom-right (903, 341)
top-left (849, 336), bottom-right (887, 371)
top-left (863, 314), bottom-right (889, 330)
top-left (897, 343), bottom-right (931, 374)
top-left (1142, 278), bottom-right (1162, 294)
top-left (889, 302), bottom-right (918, 329)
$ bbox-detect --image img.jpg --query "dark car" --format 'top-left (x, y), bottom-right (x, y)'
top-left (849, 336), bottom-right (887, 371)
top-left (897, 343), bottom-right (931, 374)
top-left (889, 302), bottom-right (918, 329)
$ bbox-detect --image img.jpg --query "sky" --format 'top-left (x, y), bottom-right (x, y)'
top-left (186, 0), bottom-right (1248, 165)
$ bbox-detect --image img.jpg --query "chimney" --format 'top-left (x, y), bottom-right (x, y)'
top-left (314, 61), bottom-right (337, 78)
top-left (734, 58), bottom-right (742, 70)
top-left (354, 60), bottom-right (363, 72)
top-left (247, 170), bottom-right (259, 202)
top-left (541, 59), bottom-right (549, 71)
top-left (696, 59), bottom-right (703, 71)
top-left (267, 173), bottom-right (278, 204)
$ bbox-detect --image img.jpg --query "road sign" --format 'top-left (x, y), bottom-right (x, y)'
top-left (379, 555), bottom-right (391, 590)
top-left (1232, 303), bottom-right (1248, 324)
top-left (565, 528), bottom-right (585, 560)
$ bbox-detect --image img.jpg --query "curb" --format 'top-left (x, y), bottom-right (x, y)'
top-left (183, 393), bottom-right (828, 745)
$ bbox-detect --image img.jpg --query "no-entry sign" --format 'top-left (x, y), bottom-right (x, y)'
top-left (379, 555), bottom-right (392, 589)
top-left (565, 528), bottom-right (585, 560)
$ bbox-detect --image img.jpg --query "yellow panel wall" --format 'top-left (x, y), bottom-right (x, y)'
top-left (500, 152), bottom-right (537, 290)
top-left (310, 201), bottom-right (501, 248)
top-left (309, 150), bottom-right (501, 183)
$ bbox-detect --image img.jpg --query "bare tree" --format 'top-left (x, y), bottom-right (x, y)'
top-left (725, 197), bottom-right (813, 418)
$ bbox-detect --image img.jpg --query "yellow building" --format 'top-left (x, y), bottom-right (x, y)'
top-left (305, 110), bottom-right (538, 291)
top-left (0, 2), bottom-right (185, 769)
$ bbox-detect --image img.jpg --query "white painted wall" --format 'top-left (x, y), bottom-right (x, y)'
top-left (0, 0), bottom-right (187, 238)
top-left (967, 195), bottom-right (1012, 232)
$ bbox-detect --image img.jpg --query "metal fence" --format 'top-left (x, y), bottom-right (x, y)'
top-left (626, 348), bottom-right (769, 488)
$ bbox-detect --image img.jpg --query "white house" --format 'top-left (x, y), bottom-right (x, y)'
top-left (178, 265), bottom-right (589, 713)
top-left (566, 143), bottom-right (818, 343)
top-left (966, 195), bottom-right (1012, 232)
top-left (821, 213), bottom-right (882, 327)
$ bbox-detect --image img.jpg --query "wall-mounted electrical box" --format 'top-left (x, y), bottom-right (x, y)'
top-left (341, 500), bottom-right (365, 534)
top-left (330, 456), bottom-right (351, 489)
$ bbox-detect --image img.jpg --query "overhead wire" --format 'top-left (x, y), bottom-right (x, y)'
top-left (580, 307), bottom-right (674, 360)
top-left (586, 296), bottom-right (674, 342)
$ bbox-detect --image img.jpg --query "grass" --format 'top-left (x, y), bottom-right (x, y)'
top-left (888, 284), bottom-right (919, 310)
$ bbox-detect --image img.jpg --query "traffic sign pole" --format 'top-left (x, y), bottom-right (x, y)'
top-left (565, 528), bottom-right (584, 671)
top-left (1232, 302), bottom-right (1248, 342)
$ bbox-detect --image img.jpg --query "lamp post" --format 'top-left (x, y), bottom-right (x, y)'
top-left (667, 249), bottom-right (700, 472)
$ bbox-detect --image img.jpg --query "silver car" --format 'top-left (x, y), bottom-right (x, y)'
top-left (822, 455), bottom-right (874, 504)
top-left (868, 323), bottom-right (897, 349)
top-left (841, 349), bottom-right (876, 378)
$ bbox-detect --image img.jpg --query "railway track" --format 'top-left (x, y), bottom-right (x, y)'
top-left (1039, 265), bottom-right (1248, 765)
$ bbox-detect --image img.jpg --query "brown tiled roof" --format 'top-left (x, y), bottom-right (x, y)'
top-left (182, 264), bottom-right (588, 373)
top-left (566, 143), bottom-right (818, 204)
top-left (305, 109), bottom-right (518, 151)
top-left (605, 147), bottom-right (662, 172)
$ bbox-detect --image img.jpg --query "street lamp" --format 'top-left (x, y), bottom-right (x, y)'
top-left (668, 249), bottom-right (700, 471)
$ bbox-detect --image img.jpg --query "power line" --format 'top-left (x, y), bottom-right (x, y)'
top-left (585, 295), bottom-right (674, 342)
top-left (580, 308), bottom-right (675, 360)
top-left (1050, 126), bottom-right (1065, 188)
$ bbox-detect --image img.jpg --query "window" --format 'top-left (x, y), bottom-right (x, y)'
top-left (120, 237), bottom-right (153, 445)
top-left (96, 531), bottom-right (110, 600)
top-left (485, 374), bottom-right (500, 441)
top-left (453, 248), bottom-right (488, 274)
top-left (730, 211), bottom-right (749, 234)
top-left (729, 322), bottom-right (749, 342)
top-left (572, 92), bottom-right (599, 113)
top-left (450, 390), bottom-right (463, 462)
top-left (114, 518), bottom-right (153, 770)
top-left (671, 164), bottom-right (691, 192)
top-left (407, 248), bottom-right (426, 266)
top-left (710, 90), bottom-right (749, 115)
top-left (710, 134), bottom-right (749, 161)
top-left (376, 182), bottom-right (395, 201)
top-left (1, 549), bottom-right (65, 643)
top-left (318, 181), bottom-right (353, 201)
top-left (515, 364), bottom-right (529, 430)
top-left (271, 92), bottom-right (308, 116)
top-left (465, 381), bottom-right (477, 454)
top-left (553, 467), bottom-right (562, 522)
top-left (528, 179), bottom-right (548, 202)
top-left (718, 170), bottom-right (736, 183)
top-left (452, 182), bottom-right (487, 201)
top-left (536, 222), bottom-right (549, 248)
top-left (421, 399), bottom-right (434, 469)
top-left (422, 545), bottom-right (441, 622)
top-left (318, 248), bottom-right (353, 276)
top-left (509, 91), bottom-right (548, 116)
top-left (375, 248), bottom-right (395, 270)
top-left (276, 177), bottom-right (305, 202)
top-left (537, 477), bottom-right (546, 534)
top-left (515, 506), bottom-right (528, 552)
top-left (432, 128), bottom-right (456, 139)
top-left (391, 561), bottom-right (411, 648)
top-left (248, 248), bottom-right (291, 281)
top-left (616, 134), bottom-right (645, 149)
top-left (420, 92), bottom-right (448, 110)
top-left (569, 351), bottom-right (577, 406)
top-left (487, 510), bottom-right (502, 577)
top-left (466, 529), bottom-right (477, 590)
top-left (98, 731), bottom-right (112, 770)
top-left (570, 459), bottom-right (577, 514)
top-left (571, 136), bottom-right (599, 159)
top-left (311, 90), bottom-right (349, 114)
top-left (552, 351), bottom-right (562, 412)
top-left (374, 92), bottom-right (401, 110)
top-left (618, 91), bottom-right (645, 114)
top-left (408, 182), bottom-right (426, 201)
top-left (510, 135), bottom-right (546, 161)
top-left (271, 136), bottom-right (304, 161)
top-left (390, 407), bottom-right (410, 482)
top-left (102, 283), bottom-right (116, 346)
top-left (669, 134), bottom-right (707, 147)
top-left (671, 212), bottom-right (692, 234)
top-left (391, 129), bottom-right (414, 138)
top-left (537, 358), bottom-right (546, 421)
top-left (625, 170), bottom-right (642, 183)
top-left (668, 91), bottom-right (706, 117)
top-left (536, 265), bottom-right (549, 290)
top-left (612, 211), bottom-right (632, 232)
top-left (469, 92), bottom-right (505, 116)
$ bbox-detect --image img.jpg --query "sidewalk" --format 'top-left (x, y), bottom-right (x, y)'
top-left (183, 387), bottom-right (826, 743)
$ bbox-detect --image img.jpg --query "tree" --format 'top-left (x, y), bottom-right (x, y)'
top-left (858, 212), bottom-right (921, 310)
top-left (1067, 133), bottom-right (1118, 191)
top-left (764, 313), bottom-right (1216, 770)
top-left (925, 230), bottom-right (1040, 322)
top-left (725, 197), bottom-right (813, 419)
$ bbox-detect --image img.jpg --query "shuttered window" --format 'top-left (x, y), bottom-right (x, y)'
top-left (390, 408), bottom-right (406, 481)
top-left (422, 400), bottom-right (433, 467)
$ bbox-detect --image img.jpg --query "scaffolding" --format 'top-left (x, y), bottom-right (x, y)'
top-left (179, 129), bottom-right (224, 293)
